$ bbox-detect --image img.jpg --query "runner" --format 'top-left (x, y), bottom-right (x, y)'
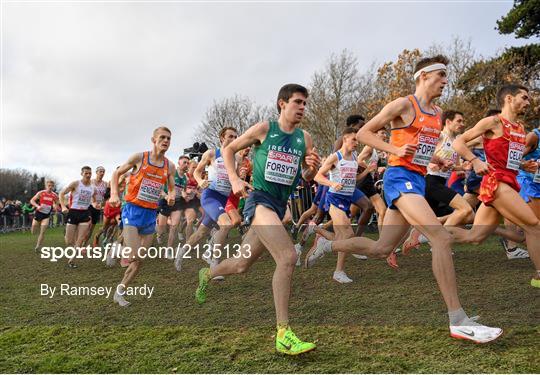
top-left (87, 167), bottom-right (108, 246)
top-left (94, 168), bottom-right (127, 247)
top-left (30, 180), bottom-right (59, 252)
top-left (109, 126), bottom-right (176, 306)
top-left (402, 110), bottom-right (473, 254)
top-left (305, 55), bottom-right (503, 343)
top-left (174, 127), bottom-right (241, 272)
top-left (311, 127), bottom-right (359, 283)
top-left (59, 166), bottom-right (97, 268)
top-left (156, 155), bottom-right (190, 253)
top-left (449, 84), bottom-right (540, 289)
top-left (194, 84), bottom-right (321, 355)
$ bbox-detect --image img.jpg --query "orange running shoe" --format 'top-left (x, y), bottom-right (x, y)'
top-left (386, 251), bottom-right (398, 269)
top-left (402, 228), bottom-right (421, 256)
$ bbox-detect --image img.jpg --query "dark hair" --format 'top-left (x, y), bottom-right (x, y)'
top-left (342, 127), bottom-right (358, 137)
top-left (276, 84), bottom-right (309, 114)
top-left (179, 155), bottom-right (190, 161)
top-left (441, 110), bottom-right (464, 125)
top-left (219, 127), bottom-right (237, 140)
top-left (81, 166), bottom-right (91, 172)
top-left (485, 108), bottom-right (501, 117)
top-left (496, 84), bottom-right (529, 108)
top-left (414, 55), bottom-right (449, 80)
top-left (346, 114), bottom-right (365, 127)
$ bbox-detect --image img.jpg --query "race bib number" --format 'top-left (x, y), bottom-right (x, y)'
top-left (174, 185), bottom-right (184, 199)
top-left (506, 141), bottom-right (524, 171)
top-left (77, 190), bottom-right (92, 207)
top-left (215, 162), bottom-right (232, 195)
top-left (265, 150), bottom-right (300, 186)
top-left (137, 178), bottom-right (162, 204)
top-left (533, 161), bottom-right (540, 184)
top-left (412, 133), bottom-right (439, 166)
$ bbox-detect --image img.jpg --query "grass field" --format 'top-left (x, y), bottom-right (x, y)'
top-left (1, 227), bottom-right (539, 373)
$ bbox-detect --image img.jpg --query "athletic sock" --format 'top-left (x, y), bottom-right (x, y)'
top-left (448, 308), bottom-right (480, 326)
top-left (277, 322), bottom-right (289, 335)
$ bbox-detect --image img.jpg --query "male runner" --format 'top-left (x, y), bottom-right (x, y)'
top-left (449, 84), bottom-right (540, 289)
top-left (195, 84), bottom-right (321, 355)
top-left (86, 166), bottom-right (108, 245)
top-left (312, 127), bottom-right (359, 282)
top-left (305, 55), bottom-right (503, 343)
top-left (30, 180), bottom-right (59, 252)
top-left (174, 127), bottom-right (240, 272)
top-left (109, 126), bottom-right (176, 306)
top-left (156, 155), bottom-right (190, 252)
top-left (60, 166), bottom-right (97, 268)
top-left (403, 110), bottom-right (473, 253)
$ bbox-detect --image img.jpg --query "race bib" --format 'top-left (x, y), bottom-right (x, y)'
top-left (137, 178), bottom-right (162, 204)
top-left (533, 161), bottom-right (540, 184)
top-left (412, 133), bottom-right (439, 166)
top-left (215, 162), bottom-right (232, 195)
top-left (77, 190), bottom-right (92, 206)
top-left (265, 150), bottom-right (300, 186)
top-left (174, 185), bottom-right (184, 199)
top-left (506, 141), bottom-right (525, 171)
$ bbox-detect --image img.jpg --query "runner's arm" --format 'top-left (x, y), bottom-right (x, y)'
top-left (357, 97), bottom-right (415, 156)
top-left (110, 153), bottom-right (142, 206)
top-left (30, 191), bottom-right (41, 209)
top-left (223, 121), bottom-right (269, 185)
top-left (194, 149), bottom-right (214, 188)
top-left (301, 131), bottom-right (320, 181)
top-left (165, 159), bottom-right (176, 205)
top-left (356, 145), bottom-right (374, 168)
top-left (452, 117), bottom-right (497, 162)
top-left (314, 154), bottom-right (338, 188)
top-left (59, 181), bottom-right (78, 211)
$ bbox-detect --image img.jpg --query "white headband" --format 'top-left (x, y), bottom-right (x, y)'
top-left (413, 63), bottom-right (447, 80)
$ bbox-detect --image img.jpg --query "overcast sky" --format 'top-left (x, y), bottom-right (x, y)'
top-left (2, 1), bottom-right (533, 187)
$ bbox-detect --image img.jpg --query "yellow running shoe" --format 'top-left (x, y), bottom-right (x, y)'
top-left (275, 327), bottom-right (316, 355)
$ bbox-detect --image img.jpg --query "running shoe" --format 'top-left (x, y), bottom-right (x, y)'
top-left (500, 238), bottom-right (529, 259)
top-left (333, 271), bottom-right (353, 283)
top-left (294, 243), bottom-right (303, 266)
top-left (352, 254), bottom-right (368, 260)
top-left (531, 276), bottom-right (540, 288)
top-left (275, 327), bottom-right (316, 355)
top-left (304, 234), bottom-right (329, 268)
top-left (175, 245), bottom-right (186, 272)
top-left (402, 228), bottom-right (421, 255)
top-left (113, 289), bottom-right (130, 307)
top-left (195, 268), bottom-right (211, 304)
top-left (449, 324), bottom-right (503, 344)
top-left (386, 251), bottom-right (399, 269)
top-left (301, 220), bottom-right (317, 243)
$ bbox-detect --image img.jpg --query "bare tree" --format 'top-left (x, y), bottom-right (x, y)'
top-left (304, 49), bottom-right (362, 154)
top-left (194, 95), bottom-right (276, 148)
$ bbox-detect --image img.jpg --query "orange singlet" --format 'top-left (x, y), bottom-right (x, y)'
top-left (388, 95), bottom-right (442, 175)
top-left (125, 151), bottom-right (169, 209)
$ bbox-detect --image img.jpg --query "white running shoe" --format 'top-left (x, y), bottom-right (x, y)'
top-left (105, 245), bottom-right (117, 267)
top-left (212, 275), bottom-right (225, 281)
top-left (352, 254), bottom-right (368, 260)
top-left (301, 220), bottom-right (317, 243)
top-left (294, 243), bottom-right (303, 266)
top-left (304, 235), bottom-right (331, 268)
top-left (177, 232), bottom-right (185, 242)
top-left (449, 324), bottom-right (503, 344)
top-left (333, 271), bottom-right (353, 283)
top-left (113, 290), bottom-right (130, 307)
top-left (175, 245), bottom-right (186, 272)
top-left (506, 247), bottom-right (529, 259)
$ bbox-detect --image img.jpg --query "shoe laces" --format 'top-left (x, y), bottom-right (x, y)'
top-left (284, 330), bottom-right (302, 346)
